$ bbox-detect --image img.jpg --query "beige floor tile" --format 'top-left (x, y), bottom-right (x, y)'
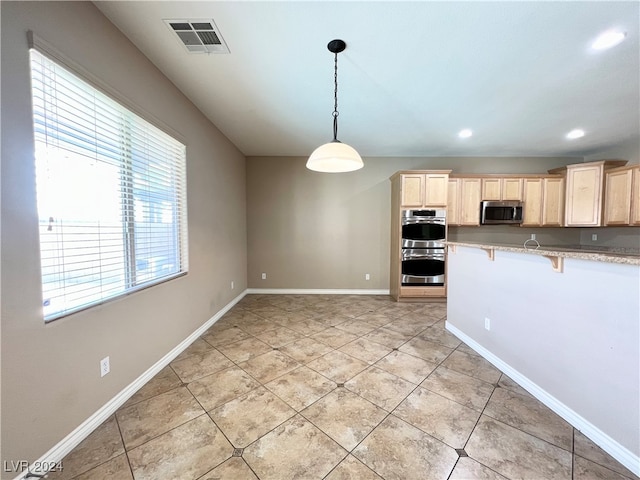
top-left (264, 365), bottom-right (336, 411)
top-left (334, 319), bottom-right (377, 336)
top-left (310, 327), bottom-right (359, 348)
top-left (255, 325), bottom-right (304, 348)
top-left (216, 336), bottom-right (272, 363)
top-left (122, 365), bottom-right (182, 408)
top-left (441, 350), bottom-right (502, 384)
top-left (497, 373), bottom-right (533, 397)
top-left (312, 313), bottom-right (357, 327)
top-left (362, 327), bottom-right (412, 349)
top-left (325, 455), bottom-right (383, 480)
top-left (573, 455), bottom-right (636, 480)
top-left (356, 312), bottom-right (396, 327)
top-left (420, 365), bottom-right (495, 412)
top-left (170, 348), bottom-right (234, 383)
top-left (278, 337), bottom-right (334, 363)
top-left (455, 342), bottom-right (481, 357)
top-left (128, 414), bottom-right (232, 480)
top-left (394, 387), bottom-right (480, 448)
top-left (484, 386), bottom-right (573, 450)
top-left (448, 457), bottom-right (508, 479)
top-left (47, 416), bottom-right (124, 479)
top-left (250, 305), bottom-right (287, 318)
top-left (339, 338), bottom-right (393, 364)
top-left (307, 351), bottom-right (369, 383)
top-left (417, 324), bottom-right (462, 349)
top-left (199, 457), bottom-right (259, 480)
top-left (345, 366), bottom-right (416, 411)
top-left (276, 316), bottom-right (328, 336)
top-left (243, 415), bottom-right (347, 480)
top-left (398, 336), bottom-right (454, 363)
top-left (208, 387), bottom-right (296, 447)
top-left (72, 454), bottom-right (133, 480)
top-left (116, 386), bottom-right (204, 450)
top-left (374, 350), bottom-right (437, 384)
top-left (353, 415), bottom-right (458, 480)
top-left (301, 388), bottom-right (387, 451)
top-left (235, 317), bottom-right (279, 336)
top-left (220, 309), bottom-right (265, 325)
top-left (574, 430), bottom-right (639, 479)
top-left (382, 317), bottom-right (431, 336)
top-left (174, 338), bottom-right (217, 361)
top-left (187, 365), bottom-right (261, 411)
top-left (239, 349), bottom-right (300, 383)
top-left (203, 326), bottom-right (251, 347)
top-left (399, 311), bottom-right (445, 327)
top-left (465, 415), bottom-right (572, 480)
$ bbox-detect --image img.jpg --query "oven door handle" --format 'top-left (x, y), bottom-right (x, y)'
top-left (402, 252), bottom-right (445, 261)
top-left (402, 218), bottom-right (446, 226)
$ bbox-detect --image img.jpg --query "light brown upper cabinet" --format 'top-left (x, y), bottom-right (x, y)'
top-left (633, 167), bottom-right (640, 226)
top-left (542, 177), bottom-right (565, 226)
top-left (447, 178), bottom-right (460, 225)
top-left (398, 172), bottom-right (450, 208)
top-left (522, 178), bottom-right (543, 226)
top-left (521, 176), bottom-right (564, 227)
top-left (449, 177), bottom-right (481, 226)
top-left (552, 160), bottom-right (627, 227)
top-left (481, 177), bottom-right (523, 201)
top-left (604, 165), bottom-right (640, 226)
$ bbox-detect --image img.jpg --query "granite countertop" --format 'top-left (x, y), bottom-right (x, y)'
top-left (447, 241), bottom-right (640, 266)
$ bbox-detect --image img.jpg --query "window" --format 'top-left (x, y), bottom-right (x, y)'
top-left (30, 49), bottom-right (188, 321)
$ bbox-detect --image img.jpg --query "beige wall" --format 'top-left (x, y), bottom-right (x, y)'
top-left (246, 156), bottom-right (582, 289)
top-left (1, 2), bottom-right (247, 472)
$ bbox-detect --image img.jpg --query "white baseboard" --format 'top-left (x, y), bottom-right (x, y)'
top-left (246, 288), bottom-right (390, 295)
top-left (446, 322), bottom-right (640, 477)
top-left (14, 290), bottom-right (247, 480)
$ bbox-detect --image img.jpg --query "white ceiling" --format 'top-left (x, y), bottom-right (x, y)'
top-left (94, 1), bottom-right (639, 158)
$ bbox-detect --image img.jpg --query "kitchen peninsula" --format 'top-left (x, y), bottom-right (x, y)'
top-left (445, 241), bottom-right (640, 474)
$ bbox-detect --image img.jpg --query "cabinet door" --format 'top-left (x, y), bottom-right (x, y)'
top-left (424, 173), bottom-right (449, 206)
top-left (481, 178), bottom-right (502, 200)
top-left (564, 164), bottom-right (603, 226)
top-left (632, 167), bottom-right (640, 226)
top-left (401, 174), bottom-right (425, 207)
top-left (459, 178), bottom-right (482, 225)
top-left (522, 178), bottom-right (543, 226)
top-left (542, 177), bottom-right (565, 226)
top-left (447, 179), bottom-right (459, 225)
top-left (604, 169), bottom-right (633, 225)
top-left (503, 178), bottom-right (523, 200)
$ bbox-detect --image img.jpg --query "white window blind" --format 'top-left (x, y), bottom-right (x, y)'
top-left (30, 48), bottom-right (188, 322)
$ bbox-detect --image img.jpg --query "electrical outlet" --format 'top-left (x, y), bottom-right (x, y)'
top-left (592, 234), bottom-right (598, 241)
top-left (530, 234), bottom-right (536, 240)
top-left (365, 273), bottom-right (370, 281)
top-left (484, 318), bottom-right (491, 331)
top-left (261, 273), bottom-right (267, 280)
top-left (231, 281), bottom-right (234, 289)
top-left (100, 356), bottom-right (110, 377)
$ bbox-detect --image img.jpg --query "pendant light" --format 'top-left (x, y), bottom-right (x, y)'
top-left (306, 39), bottom-right (364, 173)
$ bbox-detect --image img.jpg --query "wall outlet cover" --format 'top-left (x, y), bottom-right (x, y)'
top-left (100, 357), bottom-right (110, 377)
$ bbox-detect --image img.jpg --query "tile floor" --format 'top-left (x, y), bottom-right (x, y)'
top-left (49, 295), bottom-right (638, 480)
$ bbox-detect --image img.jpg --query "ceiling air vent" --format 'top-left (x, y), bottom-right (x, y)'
top-left (164, 19), bottom-right (229, 54)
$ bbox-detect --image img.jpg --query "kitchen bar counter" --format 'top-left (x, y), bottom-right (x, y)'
top-left (447, 241), bottom-right (640, 266)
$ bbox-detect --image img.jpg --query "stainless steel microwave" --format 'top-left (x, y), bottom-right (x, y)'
top-left (480, 200), bottom-right (523, 225)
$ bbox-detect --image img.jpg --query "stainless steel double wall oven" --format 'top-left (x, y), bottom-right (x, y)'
top-left (400, 209), bottom-right (446, 286)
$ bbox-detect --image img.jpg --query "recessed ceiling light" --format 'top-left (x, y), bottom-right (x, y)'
top-left (591, 29), bottom-right (626, 50)
top-left (566, 129), bottom-right (585, 139)
top-left (458, 129), bottom-right (473, 138)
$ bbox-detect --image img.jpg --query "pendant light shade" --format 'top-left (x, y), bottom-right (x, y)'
top-left (307, 39), bottom-right (363, 173)
top-left (307, 141), bottom-right (363, 173)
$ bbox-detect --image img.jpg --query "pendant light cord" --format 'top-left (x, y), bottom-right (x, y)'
top-left (332, 51), bottom-right (339, 142)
